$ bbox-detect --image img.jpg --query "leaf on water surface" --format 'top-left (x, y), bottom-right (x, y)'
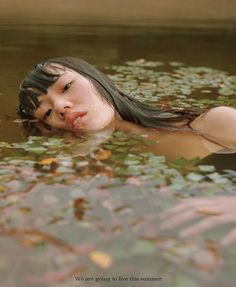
top-left (35, 158), bottom-right (60, 173)
top-left (198, 165), bottom-right (216, 173)
top-left (48, 216), bottom-right (64, 224)
top-left (144, 139), bottom-right (158, 145)
top-left (94, 166), bottom-right (115, 178)
top-left (0, 142), bottom-right (13, 149)
top-left (76, 160), bottom-right (89, 167)
top-left (206, 172), bottom-right (230, 184)
top-left (89, 250), bottom-right (113, 269)
top-left (26, 147), bottom-right (47, 154)
top-left (192, 240), bottom-right (223, 271)
top-left (113, 204), bottom-right (132, 213)
top-left (0, 185), bottom-right (7, 193)
top-left (169, 62), bottom-right (184, 67)
top-left (18, 234), bottom-right (46, 247)
top-left (186, 172), bottom-right (205, 182)
top-left (95, 149), bottom-right (112, 160)
top-left (169, 157), bottom-right (200, 174)
top-left (37, 158), bottom-right (59, 165)
top-left (18, 207), bottom-right (32, 215)
top-left (73, 198), bottom-right (89, 221)
top-left (201, 90), bottom-right (212, 93)
top-left (195, 209), bottom-right (223, 216)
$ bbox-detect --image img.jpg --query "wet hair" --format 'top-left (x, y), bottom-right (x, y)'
top-left (18, 56), bottom-right (208, 131)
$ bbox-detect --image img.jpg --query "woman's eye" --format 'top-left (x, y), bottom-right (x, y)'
top-left (43, 109), bottom-right (52, 120)
top-left (63, 82), bottom-right (72, 92)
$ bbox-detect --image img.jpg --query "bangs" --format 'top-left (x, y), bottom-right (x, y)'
top-left (18, 62), bottom-right (62, 119)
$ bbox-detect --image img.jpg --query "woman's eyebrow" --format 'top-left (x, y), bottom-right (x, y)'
top-left (50, 73), bottom-right (69, 90)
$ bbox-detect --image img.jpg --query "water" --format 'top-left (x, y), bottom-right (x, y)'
top-left (1, 24), bottom-right (236, 287)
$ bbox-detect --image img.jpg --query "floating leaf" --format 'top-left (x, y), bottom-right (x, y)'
top-left (95, 150), bottom-right (112, 160)
top-left (18, 234), bottom-right (45, 247)
top-left (38, 158), bottom-right (59, 165)
top-left (186, 172), bottom-right (205, 182)
top-left (198, 165), bottom-right (216, 173)
top-left (73, 198), bottom-right (89, 221)
top-left (89, 251), bottom-right (113, 269)
top-left (196, 209), bottom-right (223, 216)
top-left (0, 185), bottom-right (7, 193)
top-left (18, 207), bottom-right (32, 215)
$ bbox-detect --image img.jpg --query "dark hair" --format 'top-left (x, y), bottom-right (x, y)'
top-left (18, 56), bottom-right (207, 131)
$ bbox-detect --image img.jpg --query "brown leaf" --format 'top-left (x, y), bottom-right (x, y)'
top-left (18, 234), bottom-right (45, 247)
top-left (73, 198), bottom-right (89, 221)
top-left (94, 165), bottom-right (114, 178)
top-left (95, 150), bottom-right (112, 160)
top-left (193, 241), bottom-right (223, 271)
top-left (19, 207), bottom-right (32, 215)
top-left (36, 158), bottom-right (59, 172)
top-left (196, 209), bottom-right (223, 216)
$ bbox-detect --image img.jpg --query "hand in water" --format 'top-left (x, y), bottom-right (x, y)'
top-left (160, 196), bottom-right (236, 247)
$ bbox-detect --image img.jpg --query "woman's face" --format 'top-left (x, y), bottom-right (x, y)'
top-left (33, 69), bottom-right (116, 132)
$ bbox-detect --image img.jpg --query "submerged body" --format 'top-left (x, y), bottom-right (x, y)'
top-left (115, 108), bottom-right (236, 162)
top-left (18, 57), bottom-right (236, 162)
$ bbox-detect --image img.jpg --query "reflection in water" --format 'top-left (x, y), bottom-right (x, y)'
top-left (161, 195), bottom-right (236, 247)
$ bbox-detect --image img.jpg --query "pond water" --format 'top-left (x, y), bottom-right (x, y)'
top-left (0, 25), bottom-right (236, 287)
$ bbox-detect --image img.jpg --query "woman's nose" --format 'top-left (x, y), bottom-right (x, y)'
top-left (59, 110), bottom-right (65, 119)
top-left (58, 107), bottom-right (70, 119)
top-left (55, 103), bottom-right (70, 120)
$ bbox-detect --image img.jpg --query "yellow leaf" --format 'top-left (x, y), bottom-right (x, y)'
top-left (95, 150), bottom-right (112, 160)
top-left (196, 209), bottom-right (223, 216)
top-left (89, 251), bottom-right (113, 269)
top-left (19, 207), bottom-right (32, 215)
top-left (0, 185), bottom-right (7, 193)
top-left (38, 158), bottom-right (58, 165)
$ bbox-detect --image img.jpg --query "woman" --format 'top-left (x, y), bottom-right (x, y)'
top-left (18, 57), bottom-right (236, 161)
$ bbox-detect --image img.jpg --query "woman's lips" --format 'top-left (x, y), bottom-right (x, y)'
top-left (66, 112), bottom-right (87, 129)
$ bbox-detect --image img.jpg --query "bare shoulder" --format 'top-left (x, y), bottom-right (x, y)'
top-left (204, 106), bottom-right (236, 117)
top-left (190, 106), bottom-right (236, 148)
